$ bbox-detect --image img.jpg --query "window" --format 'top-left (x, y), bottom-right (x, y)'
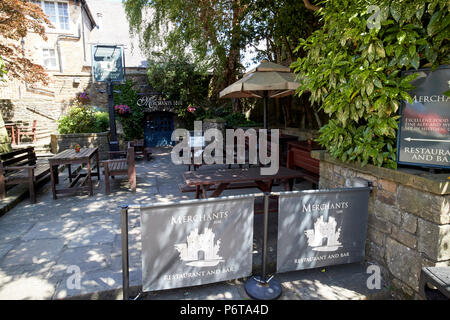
top-left (33, 1), bottom-right (70, 31)
top-left (43, 49), bottom-right (57, 69)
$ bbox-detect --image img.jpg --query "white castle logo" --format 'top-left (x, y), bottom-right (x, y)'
top-left (304, 216), bottom-right (342, 252)
top-left (175, 228), bottom-right (224, 267)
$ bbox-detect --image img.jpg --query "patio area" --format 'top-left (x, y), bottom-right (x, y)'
top-left (0, 147), bottom-right (390, 300)
top-left (0, 147), bottom-right (305, 299)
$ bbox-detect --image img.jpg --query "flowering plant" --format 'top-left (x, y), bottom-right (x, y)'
top-left (187, 105), bottom-right (197, 113)
top-left (76, 91), bottom-right (90, 105)
top-left (114, 104), bottom-right (131, 115)
top-left (74, 144), bottom-right (81, 152)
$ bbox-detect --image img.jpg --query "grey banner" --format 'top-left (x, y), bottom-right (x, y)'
top-left (277, 188), bottom-right (370, 273)
top-left (140, 195), bottom-right (254, 292)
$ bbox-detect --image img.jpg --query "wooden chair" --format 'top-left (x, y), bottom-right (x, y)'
top-left (102, 147), bottom-right (136, 195)
top-left (127, 139), bottom-right (152, 161)
top-left (17, 120), bottom-right (37, 144)
top-left (0, 147), bottom-right (51, 203)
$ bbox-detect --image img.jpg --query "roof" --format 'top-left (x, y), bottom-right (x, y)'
top-left (80, 0), bottom-right (97, 28)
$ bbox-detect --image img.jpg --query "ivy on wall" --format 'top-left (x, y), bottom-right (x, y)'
top-left (292, 0), bottom-right (449, 169)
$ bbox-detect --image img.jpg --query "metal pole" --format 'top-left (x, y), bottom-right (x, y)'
top-left (120, 204), bottom-right (130, 300)
top-left (261, 192), bottom-right (269, 283)
top-left (244, 192), bottom-right (282, 300)
top-left (108, 79), bottom-right (119, 151)
top-left (263, 92), bottom-right (268, 130)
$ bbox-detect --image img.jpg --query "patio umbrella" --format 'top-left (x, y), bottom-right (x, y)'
top-left (219, 60), bottom-right (302, 129)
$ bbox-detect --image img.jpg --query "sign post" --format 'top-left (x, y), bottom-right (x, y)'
top-left (91, 44), bottom-right (125, 151)
top-left (245, 193), bottom-right (282, 300)
top-left (397, 66), bottom-right (450, 168)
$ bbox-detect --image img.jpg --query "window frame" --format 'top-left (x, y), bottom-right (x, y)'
top-left (42, 48), bottom-right (58, 71)
top-left (32, 0), bottom-right (71, 32)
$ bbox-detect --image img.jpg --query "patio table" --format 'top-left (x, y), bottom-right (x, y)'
top-left (183, 166), bottom-right (307, 199)
top-left (48, 147), bottom-right (100, 199)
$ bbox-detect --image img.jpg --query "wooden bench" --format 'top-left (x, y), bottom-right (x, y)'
top-left (102, 147), bottom-right (136, 195)
top-left (286, 140), bottom-right (322, 189)
top-left (0, 147), bottom-right (51, 203)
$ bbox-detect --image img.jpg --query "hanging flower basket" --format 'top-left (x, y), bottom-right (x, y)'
top-left (114, 104), bottom-right (131, 116)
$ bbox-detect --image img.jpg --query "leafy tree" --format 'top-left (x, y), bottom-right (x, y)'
top-left (245, 0), bottom-right (318, 65)
top-left (124, 0), bottom-right (249, 103)
top-left (292, 0), bottom-right (449, 169)
top-left (0, 0), bottom-right (52, 153)
top-left (146, 55), bottom-right (209, 108)
top-left (0, 0), bottom-right (52, 84)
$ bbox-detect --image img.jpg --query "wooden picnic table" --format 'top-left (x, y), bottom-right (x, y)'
top-left (48, 147), bottom-right (100, 199)
top-left (183, 166), bottom-right (307, 199)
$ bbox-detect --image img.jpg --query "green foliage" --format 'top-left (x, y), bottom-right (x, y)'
top-left (113, 80), bottom-right (144, 141)
top-left (146, 55), bottom-right (210, 129)
top-left (292, 0), bottom-right (450, 169)
top-left (147, 55), bottom-right (209, 107)
top-left (58, 105), bottom-right (109, 134)
top-left (224, 111), bottom-right (258, 128)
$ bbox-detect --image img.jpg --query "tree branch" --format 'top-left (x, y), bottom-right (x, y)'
top-left (303, 0), bottom-right (319, 11)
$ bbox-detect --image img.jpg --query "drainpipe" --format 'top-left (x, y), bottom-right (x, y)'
top-left (56, 26), bottom-right (81, 73)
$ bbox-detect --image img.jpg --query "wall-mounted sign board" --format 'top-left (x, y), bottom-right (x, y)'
top-left (137, 93), bottom-right (183, 113)
top-left (276, 188), bottom-right (371, 273)
top-left (397, 66), bottom-right (450, 168)
top-left (91, 45), bottom-right (124, 83)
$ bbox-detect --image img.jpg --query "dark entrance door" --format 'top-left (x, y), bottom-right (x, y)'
top-left (144, 112), bottom-right (175, 147)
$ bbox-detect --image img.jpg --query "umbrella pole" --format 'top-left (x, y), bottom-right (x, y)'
top-left (263, 91), bottom-right (268, 130)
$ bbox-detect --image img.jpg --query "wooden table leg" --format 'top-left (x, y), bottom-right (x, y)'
top-left (210, 183), bottom-right (229, 198)
top-left (195, 185), bottom-right (200, 199)
top-left (87, 160), bottom-right (93, 196)
top-left (255, 180), bottom-right (271, 192)
top-left (50, 164), bottom-right (57, 200)
top-left (68, 164), bottom-right (72, 183)
top-left (96, 151), bottom-right (100, 180)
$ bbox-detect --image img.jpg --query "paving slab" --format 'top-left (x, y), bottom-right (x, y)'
top-left (0, 239), bottom-right (65, 267)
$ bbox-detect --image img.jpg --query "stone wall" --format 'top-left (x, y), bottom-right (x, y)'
top-left (312, 151), bottom-right (450, 299)
top-left (51, 132), bottom-right (110, 160)
top-left (0, 71), bottom-right (149, 135)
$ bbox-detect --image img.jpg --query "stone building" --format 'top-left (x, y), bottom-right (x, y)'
top-left (0, 0), bottom-right (149, 151)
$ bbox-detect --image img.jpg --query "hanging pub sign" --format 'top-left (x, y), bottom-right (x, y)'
top-left (91, 45), bottom-right (124, 82)
top-left (137, 93), bottom-right (183, 113)
top-left (397, 66), bottom-right (450, 168)
top-left (140, 195), bottom-right (255, 292)
top-left (276, 188), bottom-right (370, 273)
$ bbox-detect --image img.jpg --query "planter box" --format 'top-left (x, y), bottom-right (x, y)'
top-left (51, 132), bottom-right (110, 160)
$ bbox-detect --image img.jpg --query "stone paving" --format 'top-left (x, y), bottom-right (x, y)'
top-left (0, 147), bottom-right (298, 299)
top-left (0, 147), bottom-right (389, 300)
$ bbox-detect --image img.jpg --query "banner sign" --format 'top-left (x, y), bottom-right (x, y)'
top-left (91, 45), bottom-right (124, 82)
top-left (137, 94), bottom-right (183, 113)
top-left (397, 66), bottom-right (450, 168)
top-left (140, 195), bottom-right (255, 292)
top-left (276, 188), bottom-right (370, 273)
